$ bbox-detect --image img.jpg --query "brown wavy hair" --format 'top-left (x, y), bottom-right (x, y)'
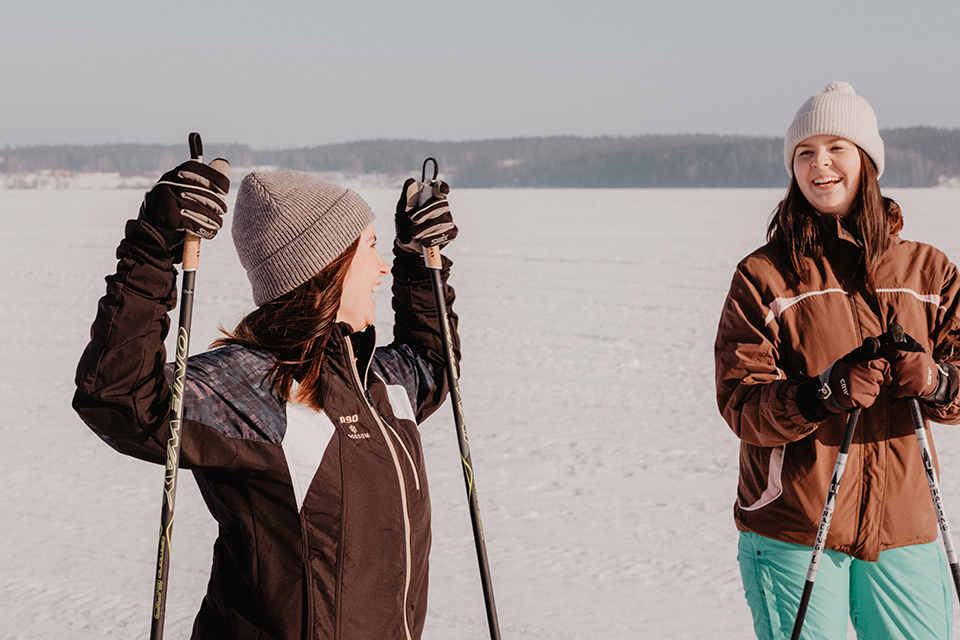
top-left (213, 237), bottom-right (360, 411)
top-left (767, 147), bottom-right (903, 288)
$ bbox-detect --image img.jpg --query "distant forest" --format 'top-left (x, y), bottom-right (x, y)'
top-left (3, 127), bottom-right (960, 188)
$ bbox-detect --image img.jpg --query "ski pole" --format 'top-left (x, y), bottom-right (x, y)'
top-left (908, 397), bottom-right (960, 602)
top-left (149, 133), bottom-right (229, 640)
top-left (418, 157), bottom-right (502, 640)
top-left (791, 407), bottom-right (861, 640)
top-left (882, 321), bottom-right (960, 602)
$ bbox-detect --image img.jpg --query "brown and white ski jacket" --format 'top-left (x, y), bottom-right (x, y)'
top-left (74, 219), bottom-right (458, 639)
top-left (716, 212), bottom-right (960, 561)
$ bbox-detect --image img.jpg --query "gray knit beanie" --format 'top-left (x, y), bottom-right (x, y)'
top-left (784, 81), bottom-right (884, 178)
top-left (232, 171), bottom-right (375, 306)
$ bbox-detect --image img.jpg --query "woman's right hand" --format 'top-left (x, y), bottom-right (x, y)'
top-left (819, 337), bottom-right (891, 412)
top-left (798, 337), bottom-right (891, 421)
top-left (138, 159), bottom-right (230, 260)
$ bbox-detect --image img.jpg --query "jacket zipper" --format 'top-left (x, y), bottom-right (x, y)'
top-left (385, 423), bottom-right (420, 491)
top-left (355, 337), bottom-right (421, 492)
top-left (301, 512), bottom-right (317, 640)
top-left (344, 337), bottom-right (414, 640)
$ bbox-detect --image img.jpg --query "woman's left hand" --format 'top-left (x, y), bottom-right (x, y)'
top-left (395, 178), bottom-right (458, 254)
top-left (879, 323), bottom-right (941, 399)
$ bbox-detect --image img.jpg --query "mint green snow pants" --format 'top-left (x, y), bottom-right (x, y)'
top-left (738, 531), bottom-right (953, 639)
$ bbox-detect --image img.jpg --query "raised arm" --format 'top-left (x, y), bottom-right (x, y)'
top-left (373, 177), bottom-right (460, 423)
top-left (73, 159), bottom-right (230, 460)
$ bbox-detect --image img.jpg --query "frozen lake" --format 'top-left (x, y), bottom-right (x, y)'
top-left (3, 185), bottom-right (960, 639)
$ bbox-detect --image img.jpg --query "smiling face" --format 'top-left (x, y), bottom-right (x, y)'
top-left (792, 135), bottom-right (862, 217)
top-left (336, 224), bottom-right (389, 333)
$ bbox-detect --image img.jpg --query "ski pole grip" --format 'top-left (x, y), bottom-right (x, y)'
top-left (418, 157), bottom-right (443, 269)
top-left (423, 245), bottom-right (442, 269)
top-left (183, 133), bottom-right (205, 271)
top-left (208, 158), bottom-right (230, 176)
top-left (183, 233), bottom-right (201, 270)
top-left (419, 178), bottom-right (442, 269)
top-left (181, 154), bottom-right (230, 272)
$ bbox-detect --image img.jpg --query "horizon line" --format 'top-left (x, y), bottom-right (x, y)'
top-left (3, 126), bottom-right (958, 151)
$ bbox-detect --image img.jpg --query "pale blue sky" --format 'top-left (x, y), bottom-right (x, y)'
top-left (3, 1), bottom-right (959, 148)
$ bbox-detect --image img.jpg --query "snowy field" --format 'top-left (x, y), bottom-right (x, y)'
top-left (3, 186), bottom-right (960, 639)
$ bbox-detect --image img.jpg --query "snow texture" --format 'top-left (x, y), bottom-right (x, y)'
top-left (3, 187), bottom-right (960, 639)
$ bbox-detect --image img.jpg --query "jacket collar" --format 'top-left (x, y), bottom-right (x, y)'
top-left (816, 211), bottom-right (863, 250)
top-left (329, 322), bottom-right (377, 389)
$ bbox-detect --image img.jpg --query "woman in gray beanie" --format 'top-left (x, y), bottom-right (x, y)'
top-left (74, 162), bottom-right (460, 640)
top-left (716, 81), bottom-right (960, 638)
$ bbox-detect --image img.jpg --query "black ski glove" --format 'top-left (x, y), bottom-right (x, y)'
top-left (395, 177), bottom-right (458, 254)
top-left (797, 337), bottom-right (890, 422)
top-left (880, 322), bottom-right (960, 407)
top-left (139, 159), bottom-right (230, 262)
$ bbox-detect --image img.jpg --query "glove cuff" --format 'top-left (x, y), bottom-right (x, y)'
top-left (394, 237), bottom-right (422, 255)
top-left (797, 376), bottom-right (838, 423)
top-left (921, 362), bottom-right (960, 408)
top-left (138, 201), bottom-right (185, 263)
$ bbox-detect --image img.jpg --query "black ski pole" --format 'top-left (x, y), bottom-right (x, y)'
top-left (149, 133), bottom-right (229, 640)
top-left (791, 407), bottom-right (861, 640)
top-left (908, 396), bottom-right (960, 601)
top-left (418, 157), bottom-right (502, 640)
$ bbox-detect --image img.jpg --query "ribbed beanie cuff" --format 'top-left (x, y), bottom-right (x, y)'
top-left (232, 171), bottom-right (375, 306)
top-left (784, 81), bottom-right (884, 178)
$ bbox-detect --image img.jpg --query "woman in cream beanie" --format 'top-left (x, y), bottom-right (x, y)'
top-left (75, 162), bottom-right (461, 639)
top-left (716, 82), bottom-right (960, 638)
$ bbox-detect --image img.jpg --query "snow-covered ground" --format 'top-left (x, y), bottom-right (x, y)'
top-left (3, 186), bottom-right (960, 639)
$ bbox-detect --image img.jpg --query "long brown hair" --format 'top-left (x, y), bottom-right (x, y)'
top-left (766, 147), bottom-right (902, 287)
top-left (213, 237), bottom-right (360, 411)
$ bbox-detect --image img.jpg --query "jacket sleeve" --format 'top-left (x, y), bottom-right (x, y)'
top-left (72, 220), bottom-right (245, 468)
top-left (375, 246), bottom-right (459, 423)
top-left (73, 219), bottom-right (179, 462)
top-left (925, 259), bottom-right (960, 423)
top-left (715, 264), bottom-right (820, 447)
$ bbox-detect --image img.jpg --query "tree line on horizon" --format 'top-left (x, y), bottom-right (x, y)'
top-left (2, 127), bottom-right (959, 188)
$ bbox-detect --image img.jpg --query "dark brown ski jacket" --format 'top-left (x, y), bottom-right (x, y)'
top-left (716, 211), bottom-right (960, 562)
top-left (73, 219), bottom-right (458, 639)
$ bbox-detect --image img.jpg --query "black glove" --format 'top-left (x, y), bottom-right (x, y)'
top-left (880, 322), bottom-right (960, 407)
top-left (395, 177), bottom-right (458, 254)
top-left (139, 159), bottom-right (230, 261)
top-left (797, 337), bottom-right (890, 422)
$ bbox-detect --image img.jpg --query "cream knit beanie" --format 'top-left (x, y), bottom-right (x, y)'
top-left (232, 171), bottom-right (375, 306)
top-left (784, 81), bottom-right (884, 178)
